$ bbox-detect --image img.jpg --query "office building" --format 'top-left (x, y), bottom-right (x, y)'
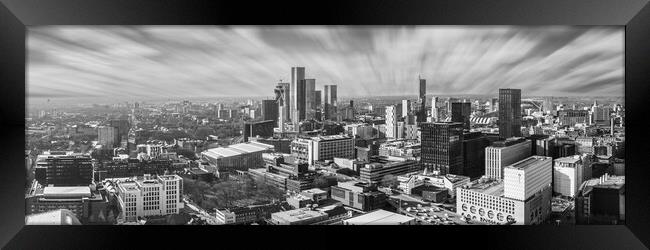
top-left (98, 126), bottom-right (119, 149)
top-left (554, 155), bottom-right (588, 197)
top-left (420, 122), bottom-right (464, 175)
top-left (575, 137), bottom-right (596, 154)
top-left (304, 78), bottom-right (316, 120)
top-left (201, 141), bottom-right (275, 173)
top-left (136, 143), bottom-right (166, 159)
top-left (485, 138), bottom-right (531, 180)
top-left (34, 153), bottom-right (93, 186)
top-left (417, 78), bottom-right (427, 122)
top-left (431, 96), bottom-right (439, 122)
top-left (290, 135), bottom-right (355, 165)
top-left (457, 156), bottom-right (552, 225)
top-left (503, 156), bottom-right (553, 201)
top-left (452, 102), bottom-right (472, 130)
top-left (95, 158), bottom-right (174, 181)
top-left (330, 181), bottom-right (387, 211)
top-left (498, 88), bottom-right (522, 139)
top-left (558, 110), bottom-right (589, 126)
top-left (343, 209), bottom-right (415, 225)
top-left (359, 157), bottom-right (421, 184)
top-left (385, 105), bottom-right (398, 139)
top-left (25, 184), bottom-right (111, 224)
top-left (323, 85), bottom-right (338, 120)
top-left (261, 100), bottom-right (279, 124)
top-left (250, 137), bottom-right (292, 154)
top-left (575, 174), bottom-right (624, 225)
top-left (462, 132), bottom-right (490, 178)
top-left (277, 82), bottom-right (290, 122)
top-left (243, 120), bottom-right (275, 142)
top-left (314, 90), bottom-right (322, 110)
top-left (344, 123), bottom-right (376, 140)
top-left (106, 175), bottom-right (183, 222)
top-left (290, 67), bottom-right (305, 122)
top-left (402, 100), bottom-right (411, 118)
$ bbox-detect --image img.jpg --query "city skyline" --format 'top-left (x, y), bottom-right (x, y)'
top-left (29, 26), bottom-right (624, 101)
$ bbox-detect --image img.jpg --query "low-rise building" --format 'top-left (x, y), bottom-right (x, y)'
top-left (105, 174), bottom-right (183, 222)
top-left (25, 183), bottom-right (110, 224)
top-left (330, 181), bottom-right (387, 212)
top-left (343, 209), bottom-right (415, 225)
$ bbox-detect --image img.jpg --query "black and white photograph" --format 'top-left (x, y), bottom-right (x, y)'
top-left (25, 25), bottom-right (625, 226)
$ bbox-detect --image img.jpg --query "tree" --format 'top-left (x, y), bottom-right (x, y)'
top-left (380, 174), bottom-right (398, 188)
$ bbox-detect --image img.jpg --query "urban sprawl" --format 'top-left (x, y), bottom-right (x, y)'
top-left (25, 66), bottom-right (625, 226)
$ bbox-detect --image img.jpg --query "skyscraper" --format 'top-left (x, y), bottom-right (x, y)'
top-left (401, 100), bottom-right (411, 118)
top-left (314, 90), bottom-right (322, 109)
top-left (290, 67), bottom-right (305, 122)
top-left (431, 96), bottom-right (439, 122)
top-left (261, 99), bottom-right (279, 124)
top-left (451, 102), bottom-right (471, 130)
top-left (417, 78), bottom-right (427, 122)
top-left (420, 122), bottom-right (464, 175)
top-left (274, 85), bottom-right (287, 132)
top-left (498, 88), bottom-right (522, 139)
top-left (277, 82), bottom-right (290, 122)
top-left (419, 78), bottom-right (426, 99)
top-left (295, 79), bottom-right (306, 121)
top-left (324, 85), bottom-right (338, 120)
top-left (304, 79), bottom-right (316, 120)
top-left (385, 105), bottom-right (398, 139)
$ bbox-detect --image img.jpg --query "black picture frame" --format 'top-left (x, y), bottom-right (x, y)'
top-left (1, 0), bottom-right (649, 249)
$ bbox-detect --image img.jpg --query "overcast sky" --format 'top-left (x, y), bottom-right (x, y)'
top-left (28, 26), bottom-right (624, 99)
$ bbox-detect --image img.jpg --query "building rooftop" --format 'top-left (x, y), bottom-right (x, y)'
top-left (466, 179), bottom-right (505, 196)
top-left (42, 186), bottom-right (92, 198)
top-left (301, 188), bottom-right (328, 196)
top-left (25, 209), bottom-right (82, 225)
top-left (445, 174), bottom-right (470, 183)
top-left (343, 209), bottom-right (414, 225)
top-left (580, 174), bottom-right (624, 195)
top-left (554, 155), bottom-right (582, 165)
top-left (272, 208), bottom-right (327, 223)
top-left (311, 135), bottom-right (352, 142)
top-left (506, 156), bottom-right (551, 170)
top-left (203, 141), bottom-right (274, 159)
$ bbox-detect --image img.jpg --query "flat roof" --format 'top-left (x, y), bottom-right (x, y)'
top-left (25, 209), bottom-right (81, 225)
top-left (311, 135), bottom-right (352, 142)
top-left (343, 209), bottom-right (414, 225)
top-left (42, 186), bottom-right (92, 197)
top-left (467, 180), bottom-right (505, 196)
top-left (507, 156), bottom-right (550, 170)
top-left (273, 209), bottom-right (326, 223)
top-left (203, 141), bottom-right (273, 159)
top-left (554, 155), bottom-right (582, 165)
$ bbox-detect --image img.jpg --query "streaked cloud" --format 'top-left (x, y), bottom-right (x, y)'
top-left (28, 26), bottom-right (623, 99)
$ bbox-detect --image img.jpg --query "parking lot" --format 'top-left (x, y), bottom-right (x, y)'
top-left (388, 197), bottom-right (481, 225)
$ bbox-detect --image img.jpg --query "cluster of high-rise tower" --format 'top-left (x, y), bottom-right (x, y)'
top-left (273, 67), bottom-right (338, 132)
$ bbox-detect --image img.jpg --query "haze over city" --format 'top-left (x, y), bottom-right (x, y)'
top-left (28, 26), bottom-right (623, 101)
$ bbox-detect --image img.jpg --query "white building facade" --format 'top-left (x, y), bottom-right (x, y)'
top-left (485, 139), bottom-right (531, 180)
top-left (113, 175), bottom-right (183, 222)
